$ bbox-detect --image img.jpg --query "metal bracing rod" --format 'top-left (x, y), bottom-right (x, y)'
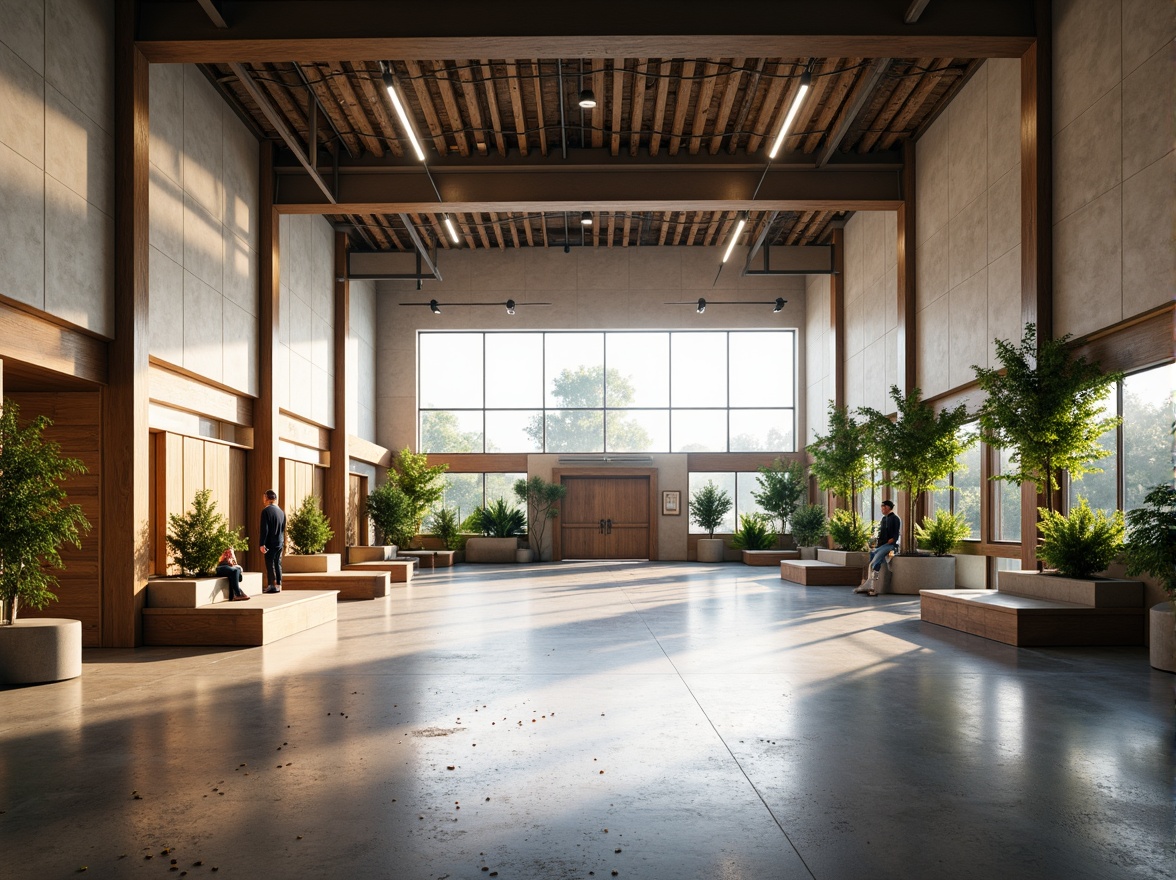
top-left (742, 210), bottom-right (779, 274)
top-left (557, 59), bottom-right (568, 160)
top-left (397, 213), bottom-right (442, 281)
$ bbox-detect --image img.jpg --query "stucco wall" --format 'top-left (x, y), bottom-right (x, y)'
top-left (843, 211), bottom-right (899, 412)
top-left (277, 214), bottom-right (335, 427)
top-left (349, 278), bottom-right (377, 441)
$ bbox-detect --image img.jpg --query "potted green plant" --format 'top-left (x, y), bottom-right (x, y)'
top-left (283, 495), bottom-right (339, 573)
top-left (730, 513), bottom-right (778, 563)
top-left (690, 480), bottom-right (733, 562)
top-left (790, 503), bottom-right (828, 559)
top-left (363, 480), bottom-right (416, 559)
top-left (466, 499), bottom-right (528, 563)
top-left (827, 508), bottom-right (872, 552)
top-left (167, 489), bottom-right (249, 577)
top-left (808, 402), bottom-right (872, 541)
top-left (1123, 484), bottom-right (1176, 672)
top-left (973, 323), bottom-right (1122, 517)
top-left (0, 400), bottom-right (90, 685)
top-left (514, 475), bottom-right (567, 562)
top-left (752, 458), bottom-right (805, 547)
top-left (391, 448), bottom-right (448, 548)
top-left (859, 385), bottom-right (975, 591)
top-left (914, 509), bottom-right (972, 557)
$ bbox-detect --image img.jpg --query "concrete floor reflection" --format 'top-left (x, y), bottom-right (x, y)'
top-left (1, 562), bottom-right (1171, 879)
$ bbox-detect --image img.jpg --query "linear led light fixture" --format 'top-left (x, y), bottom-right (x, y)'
top-left (382, 63), bottom-right (426, 162)
top-left (443, 214), bottom-right (460, 243)
top-left (767, 70), bottom-right (812, 160)
top-left (722, 214), bottom-right (748, 263)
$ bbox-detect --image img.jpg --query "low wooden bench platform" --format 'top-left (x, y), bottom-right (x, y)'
top-left (283, 570), bottom-right (391, 600)
top-left (398, 550), bottom-right (455, 569)
top-left (920, 589), bottom-right (1144, 647)
top-left (780, 559), bottom-right (865, 586)
top-left (143, 590), bottom-right (339, 647)
top-left (344, 560), bottom-right (415, 583)
top-left (742, 550), bottom-right (801, 566)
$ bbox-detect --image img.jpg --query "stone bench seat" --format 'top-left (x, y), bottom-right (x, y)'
top-left (343, 560), bottom-right (415, 583)
top-left (742, 550), bottom-right (801, 566)
top-left (780, 559), bottom-right (866, 586)
top-left (147, 572), bottom-right (265, 608)
top-left (920, 589), bottom-right (1144, 647)
top-left (142, 590), bottom-right (338, 647)
top-left (397, 550), bottom-right (456, 569)
top-left (283, 570), bottom-right (391, 600)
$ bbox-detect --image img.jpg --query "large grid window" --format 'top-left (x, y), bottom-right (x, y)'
top-left (436, 472), bottom-right (526, 524)
top-left (929, 423), bottom-right (981, 539)
top-left (419, 330), bottom-right (796, 454)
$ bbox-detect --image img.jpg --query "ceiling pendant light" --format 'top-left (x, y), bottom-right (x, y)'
top-left (382, 63), bottom-right (427, 162)
top-left (767, 70), bottom-right (812, 160)
top-left (721, 214), bottom-right (748, 263)
top-left (443, 214), bottom-right (460, 244)
top-left (578, 88), bottom-right (597, 109)
top-left (580, 211), bottom-right (593, 226)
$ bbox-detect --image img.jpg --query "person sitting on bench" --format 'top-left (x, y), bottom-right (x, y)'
top-left (855, 499), bottom-right (900, 596)
top-left (216, 547), bottom-right (250, 601)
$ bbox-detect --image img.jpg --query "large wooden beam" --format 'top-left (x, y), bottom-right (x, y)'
top-left (896, 139), bottom-right (917, 395)
top-left (815, 58), bottom-right (891, 168)
top-left (105, 0), bottom-right (151, 647)
top-left (247, 143), bottom-right (281, 573)
top-left (325, 232), bottom-right (350, 555)
top-left (0, 299), bottom-right (108, 385)
top-left (135, 1), bottom-right (1036, 62)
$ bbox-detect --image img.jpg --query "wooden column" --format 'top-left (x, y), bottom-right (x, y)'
top-left (105, 0), bottom-right (151, 647)
top-left (1018, 0), bottom-right (1053, 568)
top-left (896, 139), bottom-right (917, 396)
top-left (247, 143), bottom-right (280, 572)
top-left (830, 226), bottom-right (845, 409)
top-left (325, 232), bottom-right (350, 554)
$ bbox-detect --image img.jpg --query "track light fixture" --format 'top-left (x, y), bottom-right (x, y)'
top-left (382, 63), bottom-right (427, 162)
top-left (578, 88), bottom-right (597, 109)
top-left (400, 299), bottom-right (551, 315)
top-left (429, 299), bottom-right (440, 314)
top-left (443, 214), bottom-right (460, 244)
top-left (580, 211), bottom-right (593, 226)
top-left (506, 299), bottom-right (516, 315)
top-left (773, 297), bottom-right (786, 313)
top-left (696, 298), bottom-right (706, 313)
top-left (722, 214), bottom-right (748, 263)
top-left (664, 297), bottom-right (788, 315)
top-left (768, 69), bottom-right (813, 160)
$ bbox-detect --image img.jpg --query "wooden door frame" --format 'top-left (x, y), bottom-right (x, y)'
top-left (551, 468), bottom-right (659, 562)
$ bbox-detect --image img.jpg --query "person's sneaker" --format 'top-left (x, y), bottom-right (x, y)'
top-left (263, 587), bottom-right (281, 594)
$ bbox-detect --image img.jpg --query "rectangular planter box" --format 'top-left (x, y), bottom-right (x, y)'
top-left (997, 570), bottom-right (1143, 607)
top-left (281, 553), bottom-right (342, 573)
top-left (465, 537), bottom-right (520, 563)
top-left (888, 555), bottom-right (956, 594)
top-left (817, 549), bottom-right (869, 568)
top-left (348, 545), bottom-right (397, 563)
top-left (742, 550), bottom-right (801, 566)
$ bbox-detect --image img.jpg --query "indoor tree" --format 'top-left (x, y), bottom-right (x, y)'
top-left (366, 480), bottom-right (417, 548)
top-left (973, 323), bottom-right (1122, 516)
top-left (859, 386), bottom-right (975, 555)
top-left (390, 447), bottom-right (449, 537)
top-left (689, 481), bottom-right (733, 538)
top-left (752, 458), bottom-right (806, 535)
top-left (0, 400), bottom-right (91, 624)
top-left (167, 488), bottom-right (248, 577)
top-left (287, 495), bottom-right (334, 555)
top-left (513, 475), bottom-right (567, 561)
top-left (808, 402), bottom-right (872, 533)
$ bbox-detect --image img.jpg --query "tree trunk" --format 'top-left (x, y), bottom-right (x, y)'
top-left (2, 595), bottom-right (17, 625)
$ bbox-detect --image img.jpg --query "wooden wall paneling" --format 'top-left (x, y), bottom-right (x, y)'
top-left (0, 301), bottom-right (107, 385)
top-left (248, 142), bottom-right (280, 573)
top-left (347, 472), bottom-right (369, 545)
top-left (183, 436), bottom-right (205, 509)
top-left (326, 231), bottom-right (350, 554)
top-left (426, 453), bottom-right (530, 473)
top-left (897, 139), bottom-right (917, 395)
top-left (105, 0), bottom-right (151, 646)
top-left (148, 362), bottom-right (254, 426)
top-left (686, 453), bottom-right (803, 472)
top-left (230, 447), bottom-right (247, 532)
top-left (163, 433), bottom-right (186, 573)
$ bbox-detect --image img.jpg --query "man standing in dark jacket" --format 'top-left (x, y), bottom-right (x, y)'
top-left (260, 489), bottom-right (286, 593)
top-left (856, 499), bottom-right (900, 595)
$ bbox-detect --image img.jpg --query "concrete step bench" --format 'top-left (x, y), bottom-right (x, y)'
top-left (147, 572), bottom-right (265, 607)
top-left (920, 589), bottom-right (1145, 647)
top-left (742, 550), bottom-right (801, 566)
top-left (780, 560), bottom-right (866, 586)
top-left (142, 590), bottom-right (338, 647)
top-left (397, 549), bottom-right (456, 569)
top-left (283, 570), bottom-right (390, 600)
top-left (343, 560), bottom-right (415, 583)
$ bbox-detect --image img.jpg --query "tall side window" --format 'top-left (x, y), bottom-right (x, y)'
top-left (930, 424), bottom-right (980, 539)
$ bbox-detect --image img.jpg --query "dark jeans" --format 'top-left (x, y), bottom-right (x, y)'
top-left (264, 547), bottom-right (283, 586)
top-left (216, 563), bottom-right (246, 598)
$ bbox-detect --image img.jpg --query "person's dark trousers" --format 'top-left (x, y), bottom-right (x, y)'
top-left (216, 563), bottom-right (245, 598)
top-left (264, 549), bottom-right (282, 589)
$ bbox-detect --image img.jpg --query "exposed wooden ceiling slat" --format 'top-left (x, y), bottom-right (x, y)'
top-left (606, 211), bottom-right (616, 247)
top-left (785, 211), bottom-right (812, 245)
top-left (609, 61), bottom-right (624, 157)
top-left (784, 58), bottom-right (830, 153)
top-left (815, 57), bottom-right (890, 166)
top-left (621, 213), bottom-right (632, 247)
top-left (687, 59), bottom-right (719, 155)
top-left (704, 211), bottom-right (722, 247)
top-left (727, 57), bottom-right (765, 155)
top-left (472, 212), bottom-right (492, 250)
top-left (347, 60), bottom-right (404, 158)
top-left (657, 210), bottom-right (672, 246)
top-left (667, 59), bottom-right (696, 156)
top-left (477, 61), bottom-right (508, 157)
top-left (879, 57), bottom-right (948, 149)
top-left (454, 61), bottom-right (489, 156)
top-left (708, 56), bottom-right (744, 155)
top-left (856, 58), bottom-right (926, 152)
top-left (504, 61), bottom-right (529, 156)
top-left (531, 61), bottom-right (548, 157)
top-left (647, 59), bottom-right (672, 157)
top-left (802, 58), bottom-right (858, 153)
top-left (325, 61), bottom-right (384, 157)
top-left (487, 211), bottom-right (506, 249)
top-left (628, 59), bottom-right (648, 157)
top-left (590, 59), bottom-right (605, 149)
top-left (745, 59), bottom-right (789, 155)
top-left (431, 61), bottom-right (470, 157)
top-left (298, 62), bottom-right (360, 158)
top-left (402, 59), bottom-right (449, 157)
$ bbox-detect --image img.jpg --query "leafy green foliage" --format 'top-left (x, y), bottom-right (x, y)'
top-left (974, 323), bottom-right (1123, 514)
top-left (0, 400), bottom-right (90, 621)
top-left (426, 507), bottom-right (464, 551)
top-left (808, 403), bottom-right (871, 532)
top-left (392, 448), bottom-right (449, 535)
top-left (1123, 484), bottom-right (1176, 600)
top-left (167, 489), bottom-right (248, 577)
top-left (790, 504), bottom-right (828, 548)
top-left (914, 509), bottom-right (972, 556)
top-left (1036, 497), bottom-right (1125, 579)
top-left (514, 476), bottom-right (567, 560)
top-left (752, 458), bottom-right (806, 534)
top-left (525, 366), bottom-right (652, 452)
top-left (473, 498), bottom-right (526, 538)
top-left (859, 386), bottom-right (975, 554)
top-left (366, 481), bottom-right (417, 548)
top-left (730, 513), bottom-right (778, 551)
top-left (689, 480), bottom-right (733, 537)
top-left (828, 508), bottom-right (872, 551)
top-left (287, 495), bottom-right (334, 554)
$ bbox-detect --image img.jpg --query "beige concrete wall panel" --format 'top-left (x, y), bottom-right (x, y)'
top-left (221, 109), bottom-right (260, 248)
top-left (1122, 47), bottom-right (1174, 180)
top-left (46, 84), bottom-right (113, 214)
top-left (468, 246), bottom-right (526, 290)
top-left (883, 327), bottom-right (899, 396)
top-left (916, 293), bottom-right (950, 398)
top-left (310, 310), bottom-right (330, 372)
top-left (183, 193), bottom-right (223, 291)
top-left (182, 270), bottom-right (224, 382)
top-left (0, 41), bottom-right (46, 167)
top-left (1122, 153), bottom-right (1175, 319)
top-left (44, 176), bottom-right (113, 336)
top-left (884, 212), bottom-right (897, 271)
top-left (149, 163), bottom-right (184, 263)
top-left (915, 116), bottom-right (949, 247)
top-left (0, 142), bottom-right (45, 307)
top-left (576, 247), bottom-right (630, 291)
top-left (883, 265), bottom-right (898, 332)
top-left (0, 0), bottom-right (45, 73)
top-left (844, 213), bottom-right (864, 298)
top-left (222, 298), bottom-right (258, 396)
top-left (863, 335), bottom-right (888, 413)
top-left (844, 350), bottom-right (865, 412)
top-left (45, 0), bottom-right (112, 134)
top-left (862, 211), bottom-right (886, 286)
top-left (287, 286), bottom-right (314, 363)
top-left (274, 342), bottom-right (291, 412)
top-left (948, 191), bottom-right (988, 290)
top-left (948, 268), bottom-right (988, 388)
top-left (987, 166), bottom-right (1020, 262)
top-left (181, 64), bottom-right (222, 220)
top-left (915, 228), bottom-right (948, 311)
top-left (222, 225), bottom-right (259, 317)
top-left (525, 247), bottom-right (582, 290)
top-left (948, 66), bottom-right (989, 219)
top-left (987, 59), bottom-right (1021, 186)
top-left (863, 278), bottom-right (885, 347)
top-left (844, 286), bottom-right (864, 356)
top-left (678, 247), bottom-right (723, 291)
top-left (1054, 186), bottom-right (1123, 338)
top-left (288, 351), bottom-right (313, 412)
top-left (148, 63), bottom-right (183, 185)
top-left (148, 246), bottom-right (184, 364)
top-left (1053, 0), bottom-right (1121, 134)
top-left (986, 245), bottom-right (1021, 366)
top-left (1054, 85), bottom-right (1122, 223)
top-left (1122, 0), bottom-right (1175, 74)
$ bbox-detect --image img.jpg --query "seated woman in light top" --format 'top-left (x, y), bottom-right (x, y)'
top-left (216, 547), bottom-right (250, 601)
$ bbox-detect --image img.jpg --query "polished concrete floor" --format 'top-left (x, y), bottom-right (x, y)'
top-left (1, 562), bottom-right (1172, 880)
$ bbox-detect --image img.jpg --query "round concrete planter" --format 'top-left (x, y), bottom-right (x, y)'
top-left (516, 548), bottom-right (534, 564)
top-left (696, 538), bottom-right (726, 563)
top-left (0, 618), bottom-right (82, 685)
top-left (888, 554), bottom-right (956, 594)
top-left (1149, 603), bottom-right (1175, 673)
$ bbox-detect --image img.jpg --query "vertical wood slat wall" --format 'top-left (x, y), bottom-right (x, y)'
top-left (10, 392), bottom-right (102, 646)
top-left (279, 459), bottom-right (325, 528)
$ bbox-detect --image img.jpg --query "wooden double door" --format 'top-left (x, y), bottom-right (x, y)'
top-left (558, 473), bottom-right (653, 560)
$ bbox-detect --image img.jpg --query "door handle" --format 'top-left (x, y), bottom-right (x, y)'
top-left (606, 519), bottom-right (613, 534)
top-left (599, 519), bottom-right (606, 534)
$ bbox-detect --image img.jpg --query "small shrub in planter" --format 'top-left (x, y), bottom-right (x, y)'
top-left (473, 498), bottom-right (526, 538)
top-left (828, 508), bottom-right (871, 552)
top-left (287, 495), bottom-right (334, 554)
top-left (366, 481), bottom-right (416, 548)
top-left (167, 489), bottom-right (249, 577)
top-left (1123, 484), bottom-right (1176, 601)
top-left (791, 504), bottom-right (828, 548)
top-left (689, 481), bottom-right (733, 538)
top-left (730, 513), bottom-right (777, 551)
top-left (1036, 496), bottom-right (1125, 579)
top-left (914, 510), bottom-right (972, 557)
top-left (752, 459), bottom-right (805, 535)
top-left (427, 507), bottom-right (464, 551)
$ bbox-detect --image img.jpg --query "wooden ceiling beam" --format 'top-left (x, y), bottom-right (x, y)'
top-left (137, 2), bottom-right (1037, 62)
top-left (504, 61), bottom-right (529, 156)
top-left (532, 61), bottom-right (548, 156)
top-left (879, 58), bottom-right (948, 149)
top-left (325, 61), bottom-right (385, 157)
top-left (687, 59), bottom-right (719, 154)
top-left (647, 59), bottom-right (672, 157)
top-left (628, 59), bottom-right (648, 157)
top-left (296, 62), bottom-right (361, 158)
top-left (814, 57), bottom-right (891, 167)
top-left (590, 59), bottom-right (605, 149)
top-left (478, 61), bottom-right (508, 157)
top-left (454, 61), bottom-right (489, 156)
top-left (745, 59), bottom-right (789, 155)
top-left (708, 57), bottom-right (744, 155)
top-left (667, 59), bottom-right (695, 156)
top-left (431, 61), bottom-right (471, 157)
top-left (857, 58), bottom-right (929, 153)
top-left (348, 61), bottom-right (404, 158)
top-left (402, 59), bottom-right (449, 157)
top-left (610, 61), bottom-right (624, 157)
